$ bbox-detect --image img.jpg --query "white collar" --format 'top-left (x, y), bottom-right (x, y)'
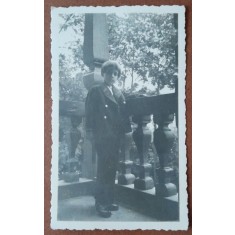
top-left (106, 85), bottom-right (113, 95)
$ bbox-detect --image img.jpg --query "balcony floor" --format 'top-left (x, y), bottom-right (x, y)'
top-left (58, 195), bottom-right (158, 221)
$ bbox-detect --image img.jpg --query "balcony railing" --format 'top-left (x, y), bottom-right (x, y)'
top-left (59, 92), bottom-right (179, 198)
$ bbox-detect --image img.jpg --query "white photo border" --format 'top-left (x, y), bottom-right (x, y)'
top-left (51, 5), bottom-right (187, 230)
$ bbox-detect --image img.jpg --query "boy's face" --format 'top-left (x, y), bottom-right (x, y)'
top-left (103, 68), bottom-right (119, 86)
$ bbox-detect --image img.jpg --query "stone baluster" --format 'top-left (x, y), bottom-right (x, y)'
top-left (153, 113), bottom-right (178, 197)
top-left (63, 116), bottom-right (82, 182)
top-left (118, 131), bottom-right (135, 185)
top-left (132, 115), bottom-right (154, 190)
top-left (82, 127), bottom-right (97, 179)
top-left (70, 116), bottom-right (82, 159)
top-left (82, 13), bottom-right (109, 179)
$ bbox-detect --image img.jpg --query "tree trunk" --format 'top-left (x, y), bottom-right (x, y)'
top-left (156, 81), bottom-right (160, 95)
top-left (131, 51), bottom-right (134, 89)
top-left (131, 67), bottom-right (134, 89)
top-left (122, 67), bottom-right (126, 90)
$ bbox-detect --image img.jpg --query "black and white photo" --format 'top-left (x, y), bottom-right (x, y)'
top-left (51, 5), bottom-right (187, 230)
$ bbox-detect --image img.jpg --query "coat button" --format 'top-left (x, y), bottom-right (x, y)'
top-left (104, 115), bottom-right (107, 119)
top-left (105, 104), bottom-right (108, 108)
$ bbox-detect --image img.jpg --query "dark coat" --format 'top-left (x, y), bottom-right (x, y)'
top-left (85, 83), bottom-right (131, 205)
top-left (85, 83), bottom-right (131, 141)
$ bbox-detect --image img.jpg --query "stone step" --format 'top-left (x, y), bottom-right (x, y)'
top-left (58, 178), bottom-right (95, 200)
top-left (58, 195), bottom-right (158, 221)
top-left (58, 178), bottom-right (178, 220)
top-left (115, 183), bottom-right (178, 221)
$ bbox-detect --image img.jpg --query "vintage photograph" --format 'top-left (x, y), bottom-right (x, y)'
top-left (50, 5), bottom-right (187, 230)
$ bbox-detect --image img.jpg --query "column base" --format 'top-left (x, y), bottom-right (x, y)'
top-left (155, 183), bottom-right (177, 197)
top-left (118, 160), bottom-right (135, 185)
top-left (155, 167), bottom-right (177, 196)
top-left (118, 173), bottom-right (135, 185)
top-left (63, 172), bottom-right (80, 183)
top-left (83, 70), bottom-right (103, 90)
top-left (134, 176), bottom-right (154, 190)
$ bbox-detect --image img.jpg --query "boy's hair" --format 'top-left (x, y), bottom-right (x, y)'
top-left (101, 61), bottom-right (121, 78)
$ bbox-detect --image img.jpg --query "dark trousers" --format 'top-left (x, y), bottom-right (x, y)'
top-left (95, 136), bottom-right (120, 206)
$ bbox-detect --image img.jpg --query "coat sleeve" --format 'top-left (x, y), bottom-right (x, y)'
top-left (85, 87), bottom-right (98, 132)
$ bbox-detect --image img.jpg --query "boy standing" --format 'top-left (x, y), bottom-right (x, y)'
top-left (85, 61), bottom-right (131, 218)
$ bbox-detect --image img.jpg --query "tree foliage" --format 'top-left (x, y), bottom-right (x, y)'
top-left (108, 13), bottom-right (177, 95)
top-left (58, 13), bottom-right (178, 100)
top-left (59, 13), bottom-right (89, 101)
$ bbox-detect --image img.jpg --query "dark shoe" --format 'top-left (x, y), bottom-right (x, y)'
top-left (106, 204), bottom-right (119, 211)
top-left (96, 203), bottom-right (112, 218)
